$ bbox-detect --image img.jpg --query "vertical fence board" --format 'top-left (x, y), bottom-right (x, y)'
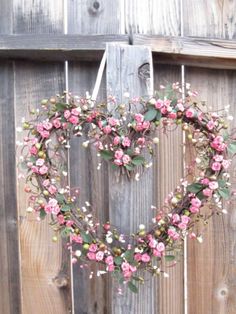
top-left (67, 1), bottom-right (124, 313)
top-left (185, 68), bottom-right (236, 314)
top-left (0, 1), bottom-right (20, 313)
top-left (184, 1), bottom-right (236, 313)
top-left (0, 61), bottom-right (21, 314)
top-left (124, 0), bottom-right (180, 35)
top-left (106, 44), bottom-right (157, 314)
top-left (12, 1), bottom-right (72, 313)
top-left (154, 64), bottom-right (184, 314)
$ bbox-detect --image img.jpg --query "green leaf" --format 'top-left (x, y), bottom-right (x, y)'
top-left (56, 194), bottom-right (65, 203)
top-left (125, 148), bottom-right (133, 156)
top-left (111, 164), bottom-right (119, 170)
top-left (114, 256), bottom-right (123, 266)
top-left (228, 142), bottom-right (236, 154)
top-left (61, 205), bottom-right (71, 212)
top-left (124, 249), bottom-right (134, 263)
top-left (61, 227), bottom-right (71, 237)
top-left (55, 103), bottom-right (68, 111)
top-left (39, 209), bottom-right (47, 220)
top-left (100, 150), bottom-right (113, 160)
top-left (218, 187), bottom-right (230, 199)
top-left (131, 156), bottom-right (145, 166)
top-left (144, 108), bottom-right (157, 121)
top-left (128, 281), bottom-right (138, 293)
top-left (80, 231), bottom-right (93, 244)
top-left (155, 109), bottom-right (162, 121)
top-left (187, 183), bottom-right (204, 193)
top-left (218, 179), bottom-right (226, 188)
top-left (124, 164), bottom-right (135, 171)
top-left (165, 255), bottom-right (175, 262)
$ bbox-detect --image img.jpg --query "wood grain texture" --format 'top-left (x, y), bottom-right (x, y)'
top-left (67, 0), bottom-right (124, 34)
top-left (183, 0), bottom-right (236, 39)
top-left (154, 64), bottom-right (184, 314)
top-left (106, 44), bottom-right (158, 314)
top-left (15, 61), bottom-right (71, 314)
top-left (68, 61), bottom-right (109, 314)
top-left (124, 0), bottom-right (180, 35)
top-left (0, 61), bottom-right (21, 314)
top-left (13, 1), bottom-right (72, 313)
top-left (185, 67), bottom-right (236, 314)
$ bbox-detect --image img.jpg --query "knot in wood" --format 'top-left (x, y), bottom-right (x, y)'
top-left (138, 63), bottom-right (151, 81)
top-left (53, 274), bottom-right (68, 288)
top-left (87, 0), bottom-right (102, 15)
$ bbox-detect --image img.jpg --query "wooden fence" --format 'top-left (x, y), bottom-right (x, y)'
top-left (1, 1), bottom-right (236, 313)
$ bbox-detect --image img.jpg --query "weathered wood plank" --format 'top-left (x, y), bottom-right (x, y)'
top-left (13, 1), bottom-right (72, 313)
top-left (1, 34), bottom-right (236, 69)
top-left (15, 61), bottom-right (71, 314)
top-left (68, 61), bottom-right (109, 314)
top-left (185, 67), bottom-right (236, 314)
top-left (0, 61), bottom-right (21, 314)
top-left (106, 43), bottom-right (157, 314)
top-left (183, 0), bottom-right (236, 39)
top-left (124, 0), bottom-right (180, 35)
top-left (154, 64), bottom-right (184, 314)
top-left (67, 1), bottom-right (125, 313)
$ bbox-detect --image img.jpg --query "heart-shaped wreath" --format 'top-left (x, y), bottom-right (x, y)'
top-left (19, 83), bottom-right (235, 293)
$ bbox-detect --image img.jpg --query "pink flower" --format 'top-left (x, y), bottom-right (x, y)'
top-left (89, 244), bottom-right (98, 252)
top-left (207, 120), bottom-right (215, 130)
top-left (191, 197), bottom-right (201, 208)
top-left (168, 112), bottom-right (177, 119)
top-left (121, 262), bottom-right (130, 272)
top-left (96, 251), bottom-right (104, 261)
top-left (29, 146), bottom-right (38, 155)
top-left (113, 136), bottom-right (120, 145)
top-left (40, 130), bottom-right (50, 138)
top-left (105, 256), bottom-right (114, 265)
top-left (43, 179), bottom-right (50, 187)
top-left (201, 178), bottom-right (209, 185)
top-left (137, 137), bottom-right (145, 146)
top-left (156, 242), bottom-right (165, 252)
top-left (52, 206), bottom-right (60, 215)
top-left (181, 215), bottom-right (190, 224)
top-left (203, 188), bottom-right (213, 197)
top-left (43, 121), bottom-right (53, 130)
top-left (44, 204), bottom-right (52, 213)
top-left (114, 159), bottom-right (123, 166)
top-left (69, 115), bottom-right (79, 124)
top-left (172, 214), bottom-right (180, 224)
top-left (39, 165), bottom-right (48, 175)
top-left (213, 155), bottom-right (223, 162)
top-left (71, 235), bottom-right (83, 243)
top-left (142, 121), bottom-right (150, 129)
top-left (31, 165), bottom-right (39, 173)
top-left (48, 185), bottom-right (57, 194)
top-left (141, 253), bottom-right (151, 263)
top-left (114, 149), bottom-right (124, 159)
top-left (185, 108), bottom-right (195, 118)
top-left (134, 113), bottom-right (144, 123)
top-left (211, 162), bottom-right (221, 171)
top-left (130, 265), bottom-right (137, 273)
top-left (122, 154), bottom-right (131, 164)
top-left (108, 117), bottom-right (119, 126)
top-left (178, 222), bottom-right (187, 230)
top-left (64, 110), bottom-right (71, 119)
top-left (123, 270), bottom-right (132, 278)
top-left (57, 214), bottom-right (65, 225)
top-left (155, 99), bottom-right (163, 109)
top-left (211, 136), bottom-right (226, 152)
top-left (122, 137), bottom-right (131, 147)
top-left (189, 206), bottom-right (199, 213)
top-left (149, 238), bottom-right (157, 248)
top-left (36, 123), bottom-right (44, 132)
top-left (135, 122), bottom-right (143, 131)
top-left (222, 159), bottom-right (231, 169)
top-left (107, 264), bottom-right (115, 272)
top-left (153, 249), bottom-right (161, 257)
top-left (209, 181), bottom-right (219, 190)
top-left (87, 252), bottom-right (96, 260)
top-left (71, 108), bottom-right (80, 116)
top-left (168, 229), bottom-right (180, 240)
top-left (176, 103), bottom-right (184, 111)
top-left (36, 158), bottom-right (45, 166)
top-left (134, 253), bottom-right (142, 261)
top-left (103, 125), bottom-right (112, 134)
top-left (48, 198), bottom-right (58, 207)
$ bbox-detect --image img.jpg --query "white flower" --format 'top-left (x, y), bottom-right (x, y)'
top-left (26, 207), bottom-right (34, 213)
top-left (82, 141), bottom-right (89, 148)
top-left (139, 224), bottom-right (145, 230)
top-left (75, 250), bottom-right (81, 257)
